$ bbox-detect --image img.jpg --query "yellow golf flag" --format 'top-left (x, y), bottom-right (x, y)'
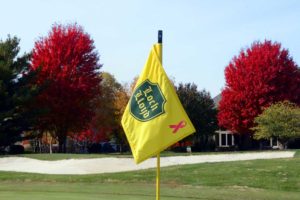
top-left (121, 44), bottom-right (195, 164)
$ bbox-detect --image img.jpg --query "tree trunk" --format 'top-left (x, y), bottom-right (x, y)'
top-left (278, 140), bottom-right (288, 150)
top-left (58, 135), bottom-right (67, 153)
top-left (119, 144), bottom-right (122, 153)
top-left (39, 139), bottom-right (42, 153)
top-left (49, 137), bottom-right (53, 154)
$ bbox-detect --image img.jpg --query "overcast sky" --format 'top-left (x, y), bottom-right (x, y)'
top-left (1, 0), bottom-right (299, 97)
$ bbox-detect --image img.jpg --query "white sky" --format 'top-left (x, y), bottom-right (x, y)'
top-left (1, 0), bottom-right (299, 97)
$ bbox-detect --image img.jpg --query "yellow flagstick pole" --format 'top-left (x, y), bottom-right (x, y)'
top-left (156, 153), bottom-right (160, 200)
top-left (156, 30), bottom-right (163, 200)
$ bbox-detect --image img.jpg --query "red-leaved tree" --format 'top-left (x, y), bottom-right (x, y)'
top-left (218, 40), bottom-right (300, 135)
top-left (31, 24), bottom-right (102, 152)
top-left (70, 127), bottom-right (109, 144)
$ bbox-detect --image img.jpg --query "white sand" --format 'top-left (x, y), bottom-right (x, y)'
top-left (0, 151), bottom-right (295, 175)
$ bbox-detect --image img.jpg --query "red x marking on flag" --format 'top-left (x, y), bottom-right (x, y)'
top-left (169, 120), bottom-right (187, 134)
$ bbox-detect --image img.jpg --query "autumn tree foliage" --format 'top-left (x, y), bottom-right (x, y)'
top-left (252, 101), bottom-right (300, 149)
top-left (93, 72), bottom-right (122, 134)
top-left (70, 72), bottom-right (129, 152)
top-left (92, 72), bottom-right (129, 151)
top-left (71, 72), bottom-right (121, 145)
top-left (218, 40), bottom-right (300, 136)
top-left (72, 72), bottom-right (120, 144)
top-left (113, 80), bottom-right (130, 151)
top-left (30, 24), bottom-right (101, 152)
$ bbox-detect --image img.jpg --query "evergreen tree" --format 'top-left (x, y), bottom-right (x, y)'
top-left (0, 36), bottom-right (39, 151)
top-left (176, 83), bottom-right (218, 150)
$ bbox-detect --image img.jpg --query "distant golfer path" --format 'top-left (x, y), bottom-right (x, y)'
top-left (0, 151), bottom-right (295, 175)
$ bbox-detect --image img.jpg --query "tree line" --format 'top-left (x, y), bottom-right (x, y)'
top-left (1, 23), bottom-right (299, 154)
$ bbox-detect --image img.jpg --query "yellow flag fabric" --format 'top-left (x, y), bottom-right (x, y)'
top-left (121, 44), bottom-right (195, 164)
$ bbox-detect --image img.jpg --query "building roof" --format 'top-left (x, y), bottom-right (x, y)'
top-left (213, 93), bottom-right (221, 108)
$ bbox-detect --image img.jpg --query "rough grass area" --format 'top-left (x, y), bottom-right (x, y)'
top-left (0, 152), bottom-right (299, 200)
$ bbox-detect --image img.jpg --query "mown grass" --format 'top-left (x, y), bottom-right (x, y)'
top-left (0, 151), bottom-right (299, 199)
top-left (294, 149), bottom-right (300, 157)
top-left (0, 156), bottom-right (299, 191)
top-left (1, 182), bottom-right (299, 200)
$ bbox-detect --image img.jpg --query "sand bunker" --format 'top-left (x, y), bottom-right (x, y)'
top-left (0, 151), bottom-right (295, 175)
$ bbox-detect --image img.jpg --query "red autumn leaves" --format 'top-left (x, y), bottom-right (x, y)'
top-left (218, 41), bottom-right (300, 135)
top-left (30, 24), bottom-right (102, 150)
top-left (30, 23), bottom-right (300, 150)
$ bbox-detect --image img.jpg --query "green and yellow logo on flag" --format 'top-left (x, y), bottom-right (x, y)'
top-left (121, 44), bottom-right (195, 164)
top-left (130, 79), bottom-right (166, 122)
